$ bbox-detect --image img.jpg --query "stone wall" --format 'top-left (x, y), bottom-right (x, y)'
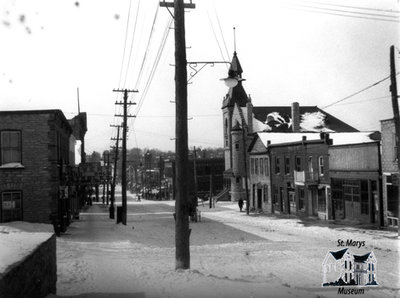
top-left (0, 234), bottom-right (56, 298)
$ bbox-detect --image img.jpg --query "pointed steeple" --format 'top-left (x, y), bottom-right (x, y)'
top-left (229, 51), bottom-right (243, 78)
top-left (222, 51), bottom-right (249, 109)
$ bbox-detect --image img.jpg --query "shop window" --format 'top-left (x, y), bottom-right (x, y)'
top-left (361, 180), bottom-right (369, 214)
top-left (318, 188), bottom-right (326, 212)
top-left (1, 130), bottom-right (22, 165)
top-left (1, 191), bottom-right (22, 222)
top-left (264, 185), bottom-right (268, 202)
top-left (298, 188), bottom-right (305, 211)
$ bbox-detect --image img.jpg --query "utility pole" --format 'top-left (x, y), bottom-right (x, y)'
top-left (160, 0), bottom-right (195, 270)
top-left (106, 152), bottom-right (110, 205)
top-left (389, 45), bottom-right (400, 236)
top-left (110, 125), bottom-right (122, 219)
top-left (193, 146), bottom-right (198, 210)
top-left (113, 89), bottom-right (138, 225)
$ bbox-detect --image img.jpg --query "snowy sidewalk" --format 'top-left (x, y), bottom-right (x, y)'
top-left (49, 197), bottom-right (399, 298)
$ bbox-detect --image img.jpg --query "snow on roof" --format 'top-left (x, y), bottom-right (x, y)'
top-left (329, 132), bottom-right (377, 146)
top-left (257, 132), bottom-right (322, 147)
top-left (0, 222), bottom-right (54, 274)
top-left (300, 111), bottom-right (334, 132)
top-left (256, 132), bottom-right (377, 148)
top-left (252, 114), bottom-right (269, 132)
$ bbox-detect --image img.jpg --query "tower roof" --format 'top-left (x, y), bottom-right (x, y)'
top-left (221, 52), bottom-right (249, 109)
top-left (229, 51), bottom-right (243, 76)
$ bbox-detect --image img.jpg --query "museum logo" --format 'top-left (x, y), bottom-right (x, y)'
top-left (322, 246), bottom-right (378, 289)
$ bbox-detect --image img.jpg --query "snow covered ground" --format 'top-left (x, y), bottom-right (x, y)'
top-left (0, 222), bottom-right (54, 274)
top-left (48, 192), bottom-right (399, 298)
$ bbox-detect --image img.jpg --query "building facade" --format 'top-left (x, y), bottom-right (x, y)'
top-left (380, 118), bottom-right (399, 227)
top-left (329, 141), bottom-right (382, 225)
top-left (0, 110), bottom-right (84, 232)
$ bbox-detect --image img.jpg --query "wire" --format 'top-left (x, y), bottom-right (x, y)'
top-left (117, 0), bottom-right (133, 88)
top-left (321, 75), bottom-right (391, 109)
top-left (123, 0), bottom-right (141, 88)
top-left (288, 5), bottom-right (400, 23)
top-left (291, 0), bottom-right (400, 14)
top-left (331, 95), bottom-right (391, 106)
top-left (206, 9), bottom-right (228, 64)
top-left (214, 5), bottom-right (230, 61)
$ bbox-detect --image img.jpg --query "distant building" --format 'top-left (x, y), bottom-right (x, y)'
top-left (0, 110), bottom-right (86, 233)
top-left (221, 51), bottom-right (358, 203)
top-left (329, 134), bottom-right (382, 225)
top-left (247, 131), bottom-right (382, 225)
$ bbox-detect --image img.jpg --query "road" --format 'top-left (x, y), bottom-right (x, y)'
top-left (50, 186), bottom-right (400, 298)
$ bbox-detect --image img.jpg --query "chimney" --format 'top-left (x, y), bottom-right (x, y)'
top-left (291, 102), bottom-right (300, 132)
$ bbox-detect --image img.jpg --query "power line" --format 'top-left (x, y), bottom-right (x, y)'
top-left (292, 0), bottom-right (400, 14)
top-left (331, 95), bottom-right (390, 106)
top-left (206, 9), bottom-right (228, 66)
top-left (118, 0), bottom-right (133, 88)
top-left (122, 0), bottom-right (141, 88)
top-left (321, 75), bottom-right (391, 109)
top-left (213, 4), bottom-right (230, 61)
top-left (288, 6), bottom-right (400, 23)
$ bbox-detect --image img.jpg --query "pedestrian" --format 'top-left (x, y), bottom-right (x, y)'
top-left (238, 198), bottom-right (244, 212)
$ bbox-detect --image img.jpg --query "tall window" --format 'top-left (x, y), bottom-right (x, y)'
top-left (308, 156), bottom-right (313, 173)
top-left (1, 191), bottom-right (22, 222)
top-left (318, 156), bottom-right (324, 176)
top-left (295, 156), bottom-right (301, 171)
top-left (275, 157), bottom-right (281, 174)
top-left (1, 131), bottom-right (22, 165)
top-left (260, 158), bottom-right (264, 175)
top-left (255, 158), bottom-right (259, 175)
top-left (250, 158), bottom-right (255, 175)
top-left (264, 158), bottom-right (269, 176)
top-left (284, 156), bottom-right (290, 175)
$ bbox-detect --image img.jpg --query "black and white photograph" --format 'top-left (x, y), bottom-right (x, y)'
top-left (0, 0), bottom-right (399, 297)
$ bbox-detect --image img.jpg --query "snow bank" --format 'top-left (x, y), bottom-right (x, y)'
top-left (0, 222), bottom-right (54, 274)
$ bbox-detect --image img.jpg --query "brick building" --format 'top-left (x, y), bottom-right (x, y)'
top-left (0, 110), bottom-right (85, 232)
top-left (380, 118), bottom-right (399, 226)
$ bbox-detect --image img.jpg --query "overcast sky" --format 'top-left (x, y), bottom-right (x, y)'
top-left (1, 0), bottom-right (399, 154)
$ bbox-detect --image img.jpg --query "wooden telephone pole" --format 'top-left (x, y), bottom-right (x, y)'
top-left (110, 125), bottom-right (122, 219)
top-left (389, 45), bottom-right (400, 236)
top-left (113, 89), bottom-right (137, 225)
top-left (160, 0), bottom-right (195, 270)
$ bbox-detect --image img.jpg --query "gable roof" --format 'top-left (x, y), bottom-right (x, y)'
top-left (330, 248), bottom-right (349, 260)
top-left (354, 252), bottom-right (376, 263)
top-left (252, 106), bottom-right (358, 132)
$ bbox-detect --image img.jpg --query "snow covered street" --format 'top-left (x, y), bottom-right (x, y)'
top-left (49, 190), bottom-right (399, 298)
